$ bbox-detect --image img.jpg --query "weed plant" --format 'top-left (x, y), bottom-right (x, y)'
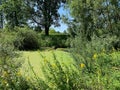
top-left (0, 32), bottom-right (30, 90)
top-left (0, 30), bottom-right (119, 90)
top-left (70, 34), bottom-right (120, 90)
top-left (26, 34), bottom-right (120, 90)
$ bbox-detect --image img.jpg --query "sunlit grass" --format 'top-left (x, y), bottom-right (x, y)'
top-left (20, 49), bottom-right (120, 84)
top-left (21, 50), bottom-right (74, 78)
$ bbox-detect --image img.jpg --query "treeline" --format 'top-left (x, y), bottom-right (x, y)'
top-left (0, 0), bottom-right (120, 49)
top-left (0, 27), bottom-right (69, 50)
top-left (0, 0), bottom-right (66, 35)
top-left (66, 0), bottom-right (120, 39)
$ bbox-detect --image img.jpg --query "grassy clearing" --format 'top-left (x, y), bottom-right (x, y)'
top-left (20, 50), bottom-right (120, 78)
top-left (20, 50), bottom-right (74, 78)
top-left (20, 50), bottom-right (120, 89)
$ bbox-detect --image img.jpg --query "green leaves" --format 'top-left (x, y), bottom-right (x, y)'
top-left (66, 0), bottom-right (120, 40)
top-left (26, 0), bottom-right (66, 35)
top-left (0, 0), bottom-right (28, 28)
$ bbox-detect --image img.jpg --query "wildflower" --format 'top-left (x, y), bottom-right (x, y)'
top-left (26, 77), bottom-right (30, 81)
top-left (17, 71), bottom-right (21, 76)
top-left (6, 83), bottom-right (9, 87)
top-left (49, 83), bottom-right (56, 88)
top-left (2, 71), bottom-right (8, 77)
top-left (80, 63), bottom-right (85, 68)
top-left (51, 64), bottom-right (57, 68)
top-left (2, 80), bottom-right (8, 85)
top-left (96, 70), bottom-right (101, 77)
top-left (93, 53), bottom-right (97, 59)
top-left (44, 59), bottom-right (48, 63)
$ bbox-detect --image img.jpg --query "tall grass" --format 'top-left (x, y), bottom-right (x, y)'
top-left (0, 32), bottom-right (30, 90)
top-left (26, 49), bottom-right (120, 90)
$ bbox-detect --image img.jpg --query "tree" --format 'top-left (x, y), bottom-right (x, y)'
top-left (0, 0), bottom-right (28, 28)
top-left (65, 0), bottom-right (97, 40)
top-left (0, 0), bottom-right (3, 28)
top-left (25, 0), bottom-right (66, 35)
top-left (66, 0), bottom-right (120, 39)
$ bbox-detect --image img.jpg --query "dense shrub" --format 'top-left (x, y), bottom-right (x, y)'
top-left (14, 27), bottom-right (40, 50)
top-left (70, 34), bottom-right (120, 89)
top-left (112, 40), bottom-right (120, 50)
top-left (0, 32), bottom-right (31, 89)
top-left (39, 34), bottom-right (70, 48)
top-left (26, 48), bottom-right (120, 90)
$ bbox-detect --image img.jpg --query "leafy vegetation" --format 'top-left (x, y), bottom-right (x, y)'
top-left (0, 0), bottom-right (66, 35)
top-left (0, 32), bottom-right (30, 89)
top-left (66, 0), bottom-right (120, 38)
top-left (13, 27), bottom-right (40, 50)
top-left (39, 34), bottom-right (69, 48)
top-left (20, 50), bottom-right (120, 90)
top-left (70, 34), bottom-right (120, 89)
top-left (0, 0), bottom-right (120, 89)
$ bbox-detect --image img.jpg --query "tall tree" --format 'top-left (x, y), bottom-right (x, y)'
top-left (0, 0), bottom-right (28, 28)
top-left (26, 0), bottom-right (66, 35)
top-left (0, 0), bottom-right (3, 28)
top-left (66, 0), bottom-right (96, 40)
top-left (66, 0), bottom-right (120, 39)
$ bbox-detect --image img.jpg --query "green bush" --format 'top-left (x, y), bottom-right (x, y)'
top-left (70, 34), bottom-right (120, 89)
top-left (14, 27), bottom-right (40, 50)
top-left (112, 40), bottom-right (120, 50)
top-left (39, 34), bottom-right (70, 48)
top-left (0, 32), bottom-right (31, 90)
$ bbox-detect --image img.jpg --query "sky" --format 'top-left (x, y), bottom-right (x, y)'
top-left (51, 7), bottom-right (68, 32)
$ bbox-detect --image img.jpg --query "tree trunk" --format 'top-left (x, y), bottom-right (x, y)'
top-left (0, 13), bottom-right (3, 28)
top-left (14, 11), bottom-right (19, 26)
top-left (45, 26), bottom-right (49, 36)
